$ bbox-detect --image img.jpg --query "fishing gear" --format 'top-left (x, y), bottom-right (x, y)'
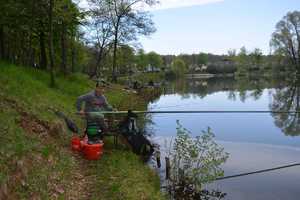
top-left (51, 109), bottom-right (79, 134)
top-left (78, 110), bottom-right (300, 115)
top-left (216, 162), bottom-right (300, 181)
top-left (118, 110), bottom-right (154, 157)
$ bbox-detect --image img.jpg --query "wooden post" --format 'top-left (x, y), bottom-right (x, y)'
top-left (165, 157), bottom-right (170, 180)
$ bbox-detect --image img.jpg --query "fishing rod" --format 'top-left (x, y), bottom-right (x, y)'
top-left (215, 162), bottom-right (300, 181)
top-left (77, 110), bottom-right (300, 115)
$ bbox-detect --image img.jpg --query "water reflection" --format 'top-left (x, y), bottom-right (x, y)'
top-left (270, 78), bottom-right (300, 136)
top-left (157, 76), bottom-right (300, 137)
top-left (148, 75), bottom-right (300, 200)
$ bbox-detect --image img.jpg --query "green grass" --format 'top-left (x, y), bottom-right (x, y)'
top-left (0, 102), bottom-right (75, 199)
top-left (0, 61), bottom-right (165, 200)
top-left (89, 140), bottom-right (164, 200)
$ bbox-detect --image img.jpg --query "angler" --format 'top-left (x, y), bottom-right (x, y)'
top-left (76, 82), bottom-right (115, 144)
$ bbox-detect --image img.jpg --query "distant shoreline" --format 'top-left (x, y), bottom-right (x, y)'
top-left (186, 73), bottom-right (235, 79)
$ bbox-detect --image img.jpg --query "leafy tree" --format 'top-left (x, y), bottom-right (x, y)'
top-left (147, 51), bottom-right (163, 72)
top-left (197, 53), bottom-right (208, 65)
top-left (99, 0), bottom-right (157, 82)
top-left (249, 48), bottom-right (263, 70)
top-left (171, 58), bottom-right (188, 77)
top-left (0, 0), bottom-right (85, 80)
top-left (177, 54), bottom-right (193, 68)
top-left (235, 46), bottom-right (249, 75)
top-left (227, 49), bottom-right (237, 61)
top-left (116, 45), bottom-right (135, 74)
top-left (270, 11), bottom-right (300, 70)
top-left (135, 49), bottom-right (148, 71)
top-left (87, 0), bottom-right (114, 77)
top-left (55, 0), bottom-right (83, 75)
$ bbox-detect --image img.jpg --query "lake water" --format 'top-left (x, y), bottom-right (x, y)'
top-left (146, 77), bottom-right (300, 200)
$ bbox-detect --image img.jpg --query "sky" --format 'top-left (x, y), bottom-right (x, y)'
top-left (78, 0), bottom-right (300, 55)
top-left (138, 0), bottom-right (300, 55)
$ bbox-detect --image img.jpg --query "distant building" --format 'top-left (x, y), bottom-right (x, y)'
top-left (145, 64), bottom-right (161, 72)
top-left (189, 64), bottom-right (208, 73)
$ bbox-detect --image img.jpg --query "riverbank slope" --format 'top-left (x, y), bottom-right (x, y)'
top-left (0, 62), bottom-right (165, 200)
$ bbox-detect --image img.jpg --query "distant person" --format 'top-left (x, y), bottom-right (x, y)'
top-left (76, 83), bottom-right (114, 143)
top-left (133, 80), bottom-right (139, 90)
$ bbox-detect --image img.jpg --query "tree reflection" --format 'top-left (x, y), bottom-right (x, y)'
top-left (270, 78), bottom-right (300, 136)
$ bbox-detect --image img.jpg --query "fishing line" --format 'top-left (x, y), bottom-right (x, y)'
top-left (149, 103), bottom-right (201, 110)
top-left (80, 110), bottom-right (300, 115)
top-left (215, 163), bottom-right (300, 181)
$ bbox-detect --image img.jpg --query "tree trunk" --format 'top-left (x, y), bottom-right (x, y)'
top-left (112, 20), bottom-right (119, 82)
top-left (30, 48), bottom-right (36, 68)
top-left (92, 47), bottom-right (105, 78)
top-left (0, 25), bottom-right (4, 60)
top-left (49, 0), bottom-right (55, 87)
top-left (28, 33), bottom-right (36, 67)
top-left (71, 32), bottom-right (76, 73)
top-left (61, 22), bottom-right (67, 76)
top-left (39, 31), bottom-right (47, 69)
top-left (291, 23), bottom-right (300, 69)
top-left (112, 35), bottom-right (118, 82)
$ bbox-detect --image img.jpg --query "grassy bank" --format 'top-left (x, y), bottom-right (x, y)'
top-left (0, 62), bottom-right (165, 200)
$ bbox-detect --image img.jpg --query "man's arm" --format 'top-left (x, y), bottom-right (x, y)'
top-left (102, 96), bottom-right (113, 111)
top-left (76, 93), bottom-right (90, 112)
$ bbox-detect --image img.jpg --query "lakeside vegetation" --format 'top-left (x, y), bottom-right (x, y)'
top-left (0, 62), bottom-right (165, 199)
top-left (1, 0), bottom-right (299, 82)
top-left (1, 0), bottom-right (300, 199)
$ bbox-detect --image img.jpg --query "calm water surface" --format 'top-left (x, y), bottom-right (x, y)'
top-left (146, 77), bottom-right (300, 200)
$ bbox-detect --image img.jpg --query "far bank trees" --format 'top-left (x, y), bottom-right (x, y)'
top-left (171, 58), bottom-right (187, 77)
top-left (271, 11), bottom-right (300, 71)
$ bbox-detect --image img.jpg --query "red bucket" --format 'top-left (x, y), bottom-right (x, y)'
top-left (71, 136), bottom-right (82, 152)
top-left (82, 142), bottom-right (104, 160)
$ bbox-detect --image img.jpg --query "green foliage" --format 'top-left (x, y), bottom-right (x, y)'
top-left (135, 49), bottom-right (148, 71)
top-left (197, 53), bottom-right (208, 65)
top-left (147, 51), bottom-right (163, 71)
top-left (234, 47), bottom-right (250, 76)
top-left (0, 0), bottom-right (88, 77)
top-left (0, 62), bottom-right (164, 198)
top-left (233, 47), bottom-right (267, 76)
top-left (117, 45), bottom-right (136, 74)
top-left (171, 58), bottom-right (188, 77)
top-left (87, 0), bottom-right (157, 81)
top-left (270, 11), bottom-right (300, 68)
top-left (168, 121), bottom-right (229, 191)
top-left (249, 48), bottom-right (263, 69)
top-left (207, 64), bottom-right (237, 74)
top-left (133, 72), bottom-right (165, 83)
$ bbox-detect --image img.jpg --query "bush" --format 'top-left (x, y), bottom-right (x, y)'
top-left (166, 121), bottom-right (229, 199)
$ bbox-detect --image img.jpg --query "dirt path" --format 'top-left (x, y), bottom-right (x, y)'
top-left (65, 154), bottom-right (96, 200)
